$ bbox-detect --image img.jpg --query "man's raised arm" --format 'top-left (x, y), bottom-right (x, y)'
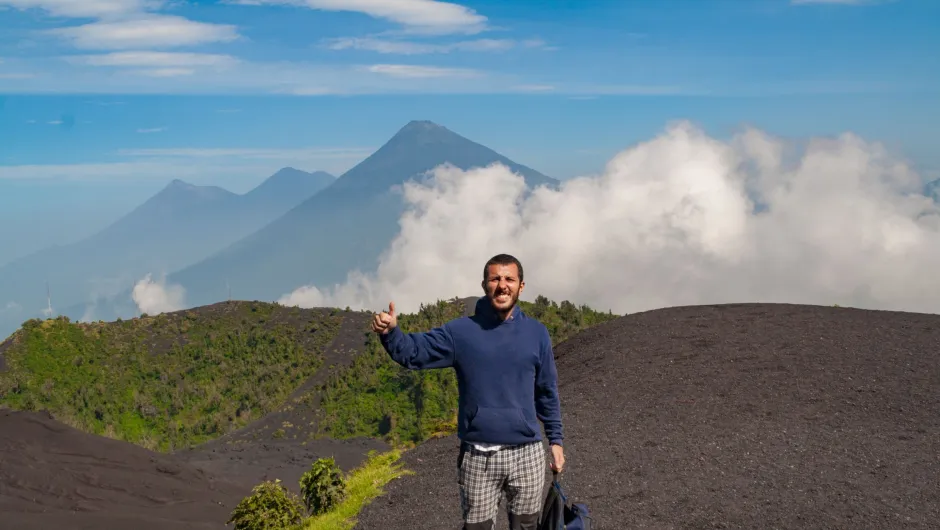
top-left (372, 301), bottom-right (456, 370)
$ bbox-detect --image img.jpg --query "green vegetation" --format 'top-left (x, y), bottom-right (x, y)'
top-left (228, 479), bottom-right (307, 530)
top-left (0, 302), bottom-right (340, 451)
top-left (313, 295), bottom-right (618, 447)
top-left (299, 457), bottom-right (347, 516)
top-left (301, 450), bottom-right (411, 530)
top-left (227, 451), bottom-right (409, 530)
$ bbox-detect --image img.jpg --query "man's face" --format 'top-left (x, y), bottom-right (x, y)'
top-left (482, 263), bottom-right (524, 314)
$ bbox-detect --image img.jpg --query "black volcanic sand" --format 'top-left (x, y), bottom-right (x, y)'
top-left (355, 303), bottom-right (940, 529)
top-left (176, 309), bottom-right (391, 491)
top-left (0, 409), bottom-right (247, 530)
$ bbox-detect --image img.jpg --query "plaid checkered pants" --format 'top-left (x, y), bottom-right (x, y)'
top-left (456, 441), bottom-right (546, 524)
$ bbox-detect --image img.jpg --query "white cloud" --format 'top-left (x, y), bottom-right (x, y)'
top-left (132, 273), bottom-right (185, 315)
top-left (325, 36), bottom-right (517, 54)
top-left (0, 0), bottom-right (160, 19)
top-left (233, 0), bottom-right (487, 35)
top-left (48, 14), bottom-right (240, 49)
top-left (365, 63), bottom-right (481, 78)
top-left (69, 51), bottom-right (239, 67)
top-left (136, 127), bottom-right (165, 133)
top-left (133, 67), bottom-right (196, 76)
top-left (3, 54), bottom-right (521, 94)
top-left (0, 146), bottom-right (370, 181)
top-left (511, 84), bottom-right (555, 92)
top-left (66, 51), bottom-right (239, 76)
top-left (277, 121), bottom-right (940, 317)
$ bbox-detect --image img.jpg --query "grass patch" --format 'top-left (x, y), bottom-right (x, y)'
top-left (301, 449), bottom-right (413, 530)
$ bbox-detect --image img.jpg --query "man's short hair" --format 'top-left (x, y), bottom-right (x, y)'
top-left (483, 253), bottom-right (524, 283)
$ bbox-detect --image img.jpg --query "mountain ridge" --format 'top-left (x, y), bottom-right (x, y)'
top-left (159, 119), bottom-right (557, 310)
top-left (0, 167), bottom-right (335, 338)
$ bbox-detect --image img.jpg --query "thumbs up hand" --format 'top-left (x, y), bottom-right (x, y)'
top-left (371, 301), bottom-right (398, 334)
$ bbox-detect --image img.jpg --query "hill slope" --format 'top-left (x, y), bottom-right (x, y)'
top-left (0, 409), bottom-right (247, 530)
top-left (0, 168), bottom-right (334, 338)
top-left (354, 303), bottom-right (940, 529)
top-left (0, 300), bottom-right (343, 451)
top-left (164, 120), bottom-right (558, 309)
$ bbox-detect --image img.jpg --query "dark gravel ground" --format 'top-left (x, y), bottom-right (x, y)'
top-left (354, 303), bottom-right (940, 530)
top-left (0, 409), bottom-right (246, 530)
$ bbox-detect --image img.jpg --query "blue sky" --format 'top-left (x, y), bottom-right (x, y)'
top-left (0, 0), bottom-right (938, 262)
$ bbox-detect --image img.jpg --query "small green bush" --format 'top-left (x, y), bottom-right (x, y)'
top-left (227, 479), bottom-right (305, 530)
top-left (299, 457), bottom-right (348, 515)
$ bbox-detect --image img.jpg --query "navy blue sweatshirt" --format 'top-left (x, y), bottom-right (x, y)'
top-left (379, 297), bottom-right (564, 447)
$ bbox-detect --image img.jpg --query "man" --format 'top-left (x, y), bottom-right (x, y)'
top-left (372, 253), bottom-right (565, 530)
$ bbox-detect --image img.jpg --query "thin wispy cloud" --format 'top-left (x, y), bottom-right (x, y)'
top-left (0, 147), bottom-right (371, 181)
top-left (325, 37), bottom-right (522, 54)
top-left (66, 51), bottom-right (240, 77)
top-left (68, 51), bottom-right (239, 67)
top-left (118, 146), bottom-right (374, 159)
top-left (2, 57), bottom-right (518, 94)
top-left (0, 0), bottom-right (161, 19)
top-left (48, 14), bottom-right (240, 50)
top-left (0, 0), bottom-right (565, 95)
top-left (232, 0), bottom-right (488, 35)
top-left (365, 63), bottom-right (482, 78)
top-left (511, 84), bottom-right (555, 92)
top-left (136, 127), bottom-right (166, 133)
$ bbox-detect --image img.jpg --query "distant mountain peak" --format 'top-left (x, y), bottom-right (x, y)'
top-left (270, 166), bottom-right (305, 177)
top-left (244, 167), bottom-right (335, 204)
top-left (153, 179), bottom-right (236, 205)
top-left (166, 178), bottom-right (193, 189)
top-left (399, 120), bottom-right (446, 133)
top-left (329, 119), bottom-right (556, 193)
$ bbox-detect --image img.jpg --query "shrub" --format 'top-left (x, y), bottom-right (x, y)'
top-left (227, 479), bottom-right (305, 530)
top-left (299, 457), bottom-right (348, 515)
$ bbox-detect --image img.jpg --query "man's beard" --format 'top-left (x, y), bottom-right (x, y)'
top-left (489, 290), bottom-right (518, 311)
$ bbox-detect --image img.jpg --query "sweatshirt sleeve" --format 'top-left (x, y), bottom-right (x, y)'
top-left (379, 324), bottom-right (456, 370)
top-left (534, 326), bottom-right (564, 446)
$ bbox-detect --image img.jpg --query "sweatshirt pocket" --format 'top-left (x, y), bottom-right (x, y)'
top-left (467, 406), bottom-right (537, 438)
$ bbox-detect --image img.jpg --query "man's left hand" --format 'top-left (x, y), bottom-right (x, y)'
top-left (550, 444), bottom-right (565, 473)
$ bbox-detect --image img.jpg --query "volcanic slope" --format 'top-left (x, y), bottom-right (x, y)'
top-left (354, 303), bottom-right (940, 529)
top-left (176, 297), bottom-right (484, 487)
top-left (176, 305), bottom-right (392, 491)
top-left (0, 301), bottom-right (350, 453)
top-left (0, 409), bottom-right (247, 530)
